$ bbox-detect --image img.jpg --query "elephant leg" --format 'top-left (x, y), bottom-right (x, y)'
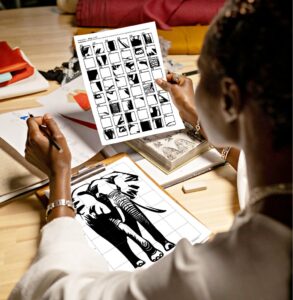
top-left (116, 197), bottom-right (175, 251)
top-left (117, 222), bottom-right (163, 262)
top-left (114, 239), bottom-right (145, 268)
top-left (87, 217), bottom-right (145, 268)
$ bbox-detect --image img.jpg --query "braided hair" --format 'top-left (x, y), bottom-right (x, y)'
top-left (201, 0), bottom-right (292, 149)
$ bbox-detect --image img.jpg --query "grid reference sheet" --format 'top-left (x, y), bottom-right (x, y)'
top-left (74, 22), bottom-right (184, 145)
top-left (71, 156), bottom-right (210, 271)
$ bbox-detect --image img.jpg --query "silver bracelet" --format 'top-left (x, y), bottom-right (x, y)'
top-left (221, 146), bottom-right (231, 161)
top-left (46, 199), bottom-right (76, 222)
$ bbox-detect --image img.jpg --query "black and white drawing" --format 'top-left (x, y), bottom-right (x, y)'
top-left (125, 112), bottom-right (137, 123)
top-left (118, 37), bottom-right (130, 49)
top-left (106, 90), bottom-right (118, 102)
top-left (72, 171), bottom-right (175, 268)
top-left (125, 61), bottom-right (136, 72)
top-left (121, 50), bottom-right (133, 61)
top-left (134, 97), bottom-right (145, 108)
top-left (119, 88), bottom-right (130, 99)
top-left (153, 118), bottom-right (163, 128)
top-left (75, 22), bottom-right (184, 145)
top-left (101, 117), bottom-right (112, 128)
top-left (134, 47), bottom-right (145, 57)
top-left (94, 43), bottom-right (105, 54)
top-left (106, 40), bottom-right (117, 52)
top-left (148, 57), bottom-right (160, 68)
top-left (137, 59), bottom-right (148, 70)
top-left (143, 82), bottom-right (155, 94)
top-left (112, 64), bottom-right (124, 76)
top-left (122, 100), bottom-right (134, 111)
top-left (91, 81), bottom-right (103, 93)
top-left (87, 69), bottom-right (99, 81)
top-left (94, 93), bottom-right (106, 104)
top-left (158, 92), bottom-right (169, 103)
top-left (117, 126), bottom-right (128, 137)
top-left (115, 76), bottom-right (127, 88)
top-left (104, 128), bottom-right (116, 139)
top-left (150, 106), bottom-right (161, 118)
top-left (146, 46), bottom-right (157, 56)
top-left (81, 45), bottom-right (92, 57)
top-left (142, 32), bottom-right (153, 44)
top-left (128, 73), bottom-right (139, 85)
top-left (96, 54), bottom-right (108, 66)
top-left (140, 120), bottom-right (152, 131)
top-left (113, 114), bottom-right (125, 126)
top-left (109, 102), bottom-right (121, 114)
top-left (103, 79), bottom-right (115, 91)
top-left (130, 35), bottom-right (142, 47)
top-left (164, 115), bottom-right (175, 126)
top-left (97, 105), bottom-right (109, 116)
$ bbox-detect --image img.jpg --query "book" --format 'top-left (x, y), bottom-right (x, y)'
top-left (127, 129), bottom-right (210, 173)
top-left (102, 142), bottom-right (225, 188)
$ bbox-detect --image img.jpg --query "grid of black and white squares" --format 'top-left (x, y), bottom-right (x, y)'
top-left (79, 31), bottom-right (177, 142)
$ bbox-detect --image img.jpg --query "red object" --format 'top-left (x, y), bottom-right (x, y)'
top-left (0, 41), bottom-right (34, 87)
top-left (72, 92), bottom-right (91, 111)
top-left (76, 0), bottom-right (225, 29)
top-left (60, 114), bottom-right (97, 130)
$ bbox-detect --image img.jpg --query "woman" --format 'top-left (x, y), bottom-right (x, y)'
top-left (9, 0), bottom-right (291, 299)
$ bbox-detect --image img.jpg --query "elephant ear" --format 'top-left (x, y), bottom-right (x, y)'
top-left (101, 171), bottom-right (139, 199)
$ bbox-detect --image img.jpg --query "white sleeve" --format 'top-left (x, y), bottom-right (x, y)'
top-left (8, 217), bottom-right (207, 300)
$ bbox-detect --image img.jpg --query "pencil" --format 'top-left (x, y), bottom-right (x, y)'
top-left (182, 70), bottom-right (199, 77)
top-left (28, 113), bottom-right (62, 151)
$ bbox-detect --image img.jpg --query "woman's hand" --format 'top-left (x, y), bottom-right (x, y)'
top-left (156, 73), bottom-right (198, 127)
top-left (25, 114), bottom-right (72, 179)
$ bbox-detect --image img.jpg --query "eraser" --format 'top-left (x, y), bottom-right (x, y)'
top-left (182, 181), bottom-right (207, 194)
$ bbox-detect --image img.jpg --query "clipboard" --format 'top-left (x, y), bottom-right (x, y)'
top-left (36, 152), bottom-right (211, 271)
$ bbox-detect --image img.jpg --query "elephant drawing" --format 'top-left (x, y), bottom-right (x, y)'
top-left (71, 171), bottom-right (175, 268)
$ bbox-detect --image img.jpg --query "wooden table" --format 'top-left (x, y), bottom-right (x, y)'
top-left (0, 7), bottom-right (239, 300)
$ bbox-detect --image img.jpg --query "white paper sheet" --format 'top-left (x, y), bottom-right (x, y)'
top-left (0, 77), bottom-right (102, 168)
top-left (74, 22), bottom-right (184, 146)
top-left (71, 156), bottom-right (210, 271)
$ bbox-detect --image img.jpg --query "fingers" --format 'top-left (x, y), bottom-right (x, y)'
top-left (26, 116), bottom-right (46, 145)
top-left (155, 78), bottom-right (172, 91)
top-left (43, 114), bottom-right (64, 140)
top-left (156, 73), bottom-right (190, 91)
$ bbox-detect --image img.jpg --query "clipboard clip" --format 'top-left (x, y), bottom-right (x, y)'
top-left (71, 163), bottom-right (106, 185)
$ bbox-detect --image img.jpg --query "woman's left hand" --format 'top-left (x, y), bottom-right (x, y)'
top-left (156, 73), bottom-right (197, 126)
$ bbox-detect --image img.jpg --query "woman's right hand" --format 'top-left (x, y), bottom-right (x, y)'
top-left (25, 114), bottom-right (72, 179)
top-left (156, 73), bottom-right (197, 126)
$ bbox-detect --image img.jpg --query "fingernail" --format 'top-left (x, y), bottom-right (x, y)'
top-left (44, 113), bottom-right (52, 120)
top-left (156, 79), bottom-right (163, 84)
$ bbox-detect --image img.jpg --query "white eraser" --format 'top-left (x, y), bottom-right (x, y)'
top-left (182, 181), bottom-right (207, 194)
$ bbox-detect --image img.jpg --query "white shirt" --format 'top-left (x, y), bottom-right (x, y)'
top-left (9, 208), bottom-right (291, 300)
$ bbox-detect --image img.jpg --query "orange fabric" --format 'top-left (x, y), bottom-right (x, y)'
top-left (0, 41), bottom-right (34, 87)
top-left (75, 25), bottom-right (209, 55)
